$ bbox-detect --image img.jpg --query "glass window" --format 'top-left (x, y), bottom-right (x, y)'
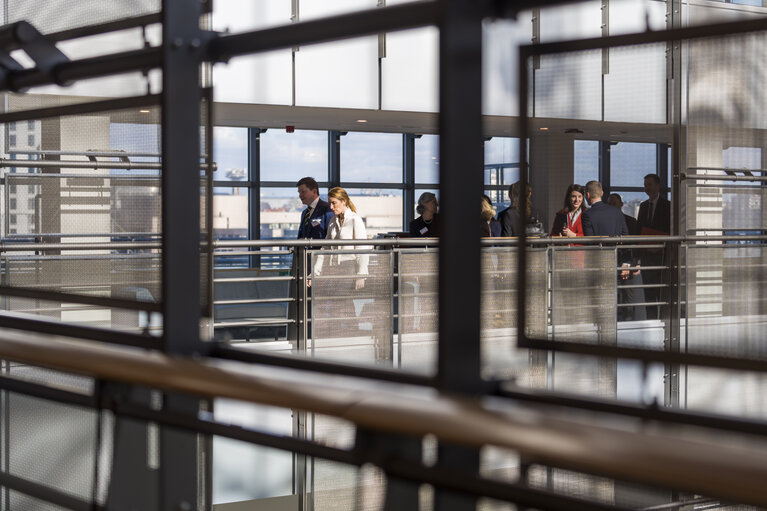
top-left (295, 36), bottom-right (378, 109)
top-left (485, 189), bottom-right (509, 213)
top-left (28, 199), bottom-right (34, 210)
top-left (8, 121), bottom-right (15, 131)
top-left (9, 199), bottom-right (16, 209)
top-left (213, 127), bottom-right (248, 182)
top-left (414, 134), bottom-right (439, 184)
top-left (8, 185), bottom-right (15, 194)
top-left (213, 51), bottom-right (293, 105)
top-left (485, 137), bottom-right (519, 166)
top-left (613, 191), bottom-right (646, 220)
top-left (340, 132), bottom-right (402, 183)
top-left (610, 142), bottom-right (656, 188)
top-left (483, 16), bottom-right (532, 117)
top-left (27, 134), bottom-right (35, 146)
top-left (212, 0), bottom-right (290, 32)
top-left (260, 129), bottom-right (328, 183)
top-left (259, 187), bottom-right (320, 240)
top-left (381, 27), bottom-right (439, 112)
top-left (27, 120), bottom-right (35, 130)
top-left (574, 140), bottom-right (599, 184)
top-left (604, 44), bottom-right (666, 124)
top-left (9, 134), bottom-right (16, 146)
top-left (300, 0), bottom-right (377, 20)
top-left (344, 188), bottom-right (403, 237)
top-left (9, 214), bottom-right (16, 224)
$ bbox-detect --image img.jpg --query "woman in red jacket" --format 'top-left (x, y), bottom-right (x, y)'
top-left (550, 184), bottom-right (586, 238)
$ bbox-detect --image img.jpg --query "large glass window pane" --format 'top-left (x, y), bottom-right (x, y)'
top-left (574, 140), bottom-right (599, 184)
top-left (213, 127), bottom-right (248, 182)
top-left (381, 27), bottom-right (439, 112)
top-left (485, 137), bottom-right (518, 166)
top-left (213, 51), bottom-right (293, 105)
top-left (300, 0), bottom-right (377, 20)
top-left (724, 146), bottom-right (762, 187)
top-left (213, 186), bottom-right (249, 267)
top-left (535, 51), bottom-right (602, 121)
top-left (540, 1), bottom-right (601, 41)
top-left (211, 0), bottom-right (292, 104)
top-left (295, 37), bottom-right (378, 109)
top-left (609, 0), bottom-right (667, 35)
top-left (261, 129), bottom-right (328, 183)
top-left (212, 0), bottom-right (290, 32)
top-left (344, 189), bottom-right (403, 236)
top-left (483, 15), bottom-right (532, 116)
top-left (610, 142), bottom-right (656, 188)
top-left (260, 187), bottom-right (305, 240)
top-left (415, 134), bottom-right (439, 184)
top-left (604, 44), bottom-right (666, 124)
top-left (340, 132), bottom-right (402, 183)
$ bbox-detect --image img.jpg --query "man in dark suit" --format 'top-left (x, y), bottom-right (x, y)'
top-left (296, 177), bottom-right (333, 240)
top-left (582, 181), bottom-right (631, 279)
top-left (608, 193), bottom-right (646, 321)
top-left (637, 174), bottom-right (670, 235)
top-left (637, 173), bottom-right (670, 319)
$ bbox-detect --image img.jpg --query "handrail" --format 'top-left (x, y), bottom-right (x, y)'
top-left (0, 235), bottom-right (764, 253)
top-left (0, 329), bottom-right (766, 507)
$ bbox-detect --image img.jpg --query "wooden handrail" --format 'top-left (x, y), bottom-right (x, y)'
top-left (1, 330), bottom-right (766, 507)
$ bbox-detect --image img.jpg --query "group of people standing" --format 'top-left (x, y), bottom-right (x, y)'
top-left (296, 173), bottom-right (671, 321)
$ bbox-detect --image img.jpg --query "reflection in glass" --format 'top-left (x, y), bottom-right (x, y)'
top-left (340, 132), bottom-right (402, 183)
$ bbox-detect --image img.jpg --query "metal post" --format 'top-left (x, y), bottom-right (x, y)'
top-left (328, 131), bottom-right (341, 189)
top-left (403, 134), bottom-right (416, 231)
top-left (435, 0), bottom-right (484, 509)
top-left (157, 1), bottom-right (205, 510)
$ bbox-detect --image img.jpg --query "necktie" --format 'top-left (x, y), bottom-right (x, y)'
top-left (649, 200), bottom-right (655, 224)
top-left (303, 207), bottom-right (313, 226)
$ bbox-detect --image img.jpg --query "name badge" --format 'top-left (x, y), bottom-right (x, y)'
top-left (311, 218), bottom-right (322, 226)
top-left (419, 226), bottom-right (429, 235)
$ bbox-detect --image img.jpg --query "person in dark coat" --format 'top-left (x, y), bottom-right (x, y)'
top-left (296, 176), bottom-right (334, 240)
top-left (409, 192), bottom-right (439, 237)
top-left (582, 180), bottom-right (630, 279)
top-left (608, 193), bottom-right (646, 321)
top-left (636, 173), bottom-right (670, 319)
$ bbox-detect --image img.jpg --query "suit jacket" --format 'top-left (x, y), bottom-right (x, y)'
top-left (498, 206), bottom-right (521, 236)
top-left (637, 196), bottom-right (670, 234)
top-left (583, 201), bottom-right (630, 264)
top-left (583, 201), bottom-right (629, 237)
top-left (297, 199), bottom-right (334, 239)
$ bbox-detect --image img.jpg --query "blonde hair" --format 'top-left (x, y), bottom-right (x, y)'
top-left (328, 187), bottom-right (357, 213)
top-left (481, 197), bottom-right (496, 222)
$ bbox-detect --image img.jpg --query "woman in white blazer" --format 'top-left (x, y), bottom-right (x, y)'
top-left (312, 187), bottom-right (368, 290)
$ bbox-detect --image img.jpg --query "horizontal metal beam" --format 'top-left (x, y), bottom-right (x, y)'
top-left (521, 13), bottom-right (767, 58)
top-left (110, 401), bottom-right (625, 511)
top-left (0, 285), bottom-right (162, 313)
top-left (0, 94), bottom-right (161, 124)
top-left (46, 12), bottom-right (162, 44)
top-left (0, 311), bottom-right (159, 349)
top-left (212, 344), bottom-right (434, 387)
top-left (517, 338), bottom-right (767, 374)
top-left (210, 1), bottom-right (439, 61)
top-left (0, 332), bottom-right (766, 506)
top-left (0, 471), bottom-right (94, 511)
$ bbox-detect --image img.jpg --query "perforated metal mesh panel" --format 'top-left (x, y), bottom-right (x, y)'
top-left (1, 366), bottom-right (105, 510)
top-left (398, 250), bottom-right (438, 372)
top-left (551, 248), bottom-right (617, 343)
top-left (686, 245), bottom-right (767, 358)
top-left (309, 251), bottom-right (393, 365)
top-left (5, 0), bottom-right (160, 34)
